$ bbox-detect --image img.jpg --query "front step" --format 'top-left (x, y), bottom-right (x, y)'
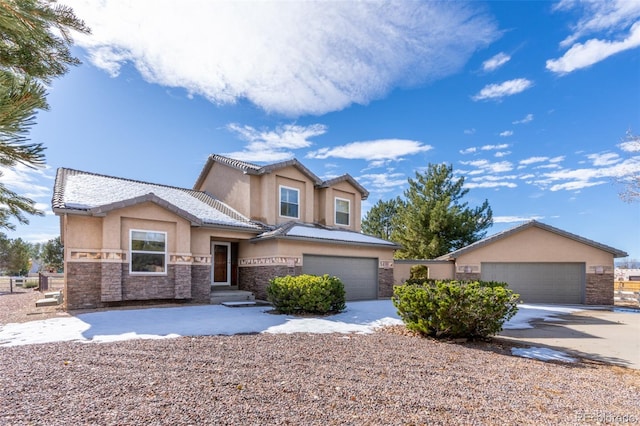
top-left (210, 290), bottom-right (255, 305)
top-left (36, 291), bottom-right (63, 307)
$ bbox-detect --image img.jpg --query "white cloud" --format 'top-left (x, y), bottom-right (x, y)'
top-left (481, 144), bottom-right (509, 151)
top-left (546, 22), bottom-right (640, 74)
top-left (494, 215), bottom-right (543, 223)
top-left (499, 130), bottom-right (513, 137)
top-left (223, 123), bottom-right (326, 162)
top-left (619, 138), bottom-right (640, 152)
top-left (460, 147), bottom-right (477, 155)
top-left (464, 128), bottom-right (476, 135)
top-left (65, 1), bottom-right (499, 116)
top-left (512, 113), bottom-right (534, 124)
top-left (520, 156), bottom-right (549, 166)
top-left (464, 181), bottom-right (517, 189)
top-left (460, 159), bottom-right (514, 174)
top-left (553, 0), bottom-right (640, 48)
top-left (495, 151), bottom-right (511, 158)
top-left (0, 164), bottom-right (52, 198)
top-left (536, 157), bottom-right (640, 192)
top-left (307, 139), bottom-right (432, 161)
top-left (482, 52), bottom-right (511, 72)
top-left (358, 173), bottom-right (407, 193)
top-left (587, 152), bottom-right (620, 166)
top-left (472, 78), bottom-right (533, 101)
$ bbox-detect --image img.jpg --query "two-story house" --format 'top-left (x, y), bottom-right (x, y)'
top-left (53, 154), bottom-right (399, 310)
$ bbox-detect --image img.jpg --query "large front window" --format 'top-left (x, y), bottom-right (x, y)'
top-left (130, 230), bottom-right (167, 274)
top-left (280, 186), bottom-right (299, 218)
top-left (335, 198), bottom-right (350, 226)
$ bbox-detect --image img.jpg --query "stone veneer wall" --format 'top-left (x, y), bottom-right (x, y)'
top-left (454, 272), bottom-right (481, 281)
top-left (240, 264), bottom-right (396, 301)
top-left (239, 265), bottom-right (302, 300)
top-left (101, 262), bottom-right (123, 302)
top-left (585, 273), bottom-right (613, 305)
top-left (66, 262), bottom-right (103, 310)
top-left (191, 264), bottom-right (211, 303)
top-left (66, 261), bottom-right (204, 310)
top-left (122, 265), bottom-right (189, 301)
top-left (378, 268), bottom-right (394, 298)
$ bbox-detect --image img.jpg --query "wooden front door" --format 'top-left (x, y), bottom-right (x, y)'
top-left (212, 242), bottom-right (231, 286)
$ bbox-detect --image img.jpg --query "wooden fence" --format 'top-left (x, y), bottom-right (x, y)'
top-left (0, 274), bottom-right (64, 293)
top-left (614, 281), bottom-right (640, 306)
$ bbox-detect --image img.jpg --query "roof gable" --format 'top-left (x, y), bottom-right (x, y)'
top-left (194, 154), bottom-right (323, 189)
top-left (438, 220), bottom-right (628, 259)
top-left (319, 174), bottom-right (369, 200)
top-left (53, 168), bottom-right (261, 231)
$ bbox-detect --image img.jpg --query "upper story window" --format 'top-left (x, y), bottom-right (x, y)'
top-left (280, 186), bottom-right (299, 219)
top-left (130, 230), bottom-right (167, 274)
top-left (335, 197), bottom-right (350, 226)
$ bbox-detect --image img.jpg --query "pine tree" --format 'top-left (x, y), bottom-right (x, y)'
top-left (361, 197), bottom-right (401, 240)
top-left (0, 0), bottom-right (89, 229)
top-left (392, 163), bottom-right (492, 259)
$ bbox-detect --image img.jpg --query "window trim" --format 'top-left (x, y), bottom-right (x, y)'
top-left (129, 229), bottom-right (168, 275)
top-left (335, 197), bottom-right (351, 226)
top-left (279, 185), bottom-right (300, 219)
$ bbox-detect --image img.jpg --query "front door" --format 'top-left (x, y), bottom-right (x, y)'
top-left (211, 242), bottom-right (231, 286)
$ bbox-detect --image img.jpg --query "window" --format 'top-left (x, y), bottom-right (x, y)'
top-left (130, 230), bottom-right (167, 274)
top-left (280, 186), bottom-right (299, 218)
top-left (335, 198), bottom-right (350, 226)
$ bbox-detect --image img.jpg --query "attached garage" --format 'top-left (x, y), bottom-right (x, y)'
top-left (481, 262), bottom-right (585, 304)
top-left (303, 254), bottom-right (378, 301)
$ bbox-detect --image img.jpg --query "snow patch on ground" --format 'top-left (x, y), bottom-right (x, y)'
top-left (511, 347), bottom-right (577, 363)
top-left (0, 301), bottom-right (583, 348)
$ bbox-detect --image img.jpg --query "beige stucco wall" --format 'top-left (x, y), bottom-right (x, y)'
top-left (190, 227), bottom-right (257, 256)
top-left (314, 181), bottom-right (362, 231)
top-left (64, 214), bottom-right (103, 249)
top-left (454, 227), bottom-right (615, 272)
top-left (275, 171), bottom-right (313, 224)
top-left (197, 164), bottom-right (252, 218)
top-left (393, 260), bottom-right (455, 284)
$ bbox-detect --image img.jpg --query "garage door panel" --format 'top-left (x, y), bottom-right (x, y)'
top-left (481, 263), bottom-right (584, 304)
top-left (303, 255), bottom-right (378, 301)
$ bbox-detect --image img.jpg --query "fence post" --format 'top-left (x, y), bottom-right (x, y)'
top-left (9, 276), bottom-right (12, 293)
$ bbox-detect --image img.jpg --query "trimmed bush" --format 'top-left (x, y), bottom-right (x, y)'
top-left (409, 264), bottom-right (429, 280)
top-left (267, 274), bottom-right (346, 315)
top-left (392, 280), bottom-right (519, 339)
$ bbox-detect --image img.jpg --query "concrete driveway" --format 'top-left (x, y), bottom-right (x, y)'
top-left (499, 307), bottom-right (640, 370)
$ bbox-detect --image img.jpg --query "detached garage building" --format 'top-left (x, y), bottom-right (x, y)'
top-left (435, 221), bottom-right (628, 305)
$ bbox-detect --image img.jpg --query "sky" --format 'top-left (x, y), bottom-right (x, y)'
top-left (2, 0), bottom-right (639, 259)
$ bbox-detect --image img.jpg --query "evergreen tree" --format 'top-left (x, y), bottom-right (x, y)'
top-left (392, 163), bottom-right (492, 259)
top-left (0, 0), bottom-right (89, 229)
top-left (41, 235), bottom-right (62, 271)
top-left (361, 197), bottom-right (401, 240)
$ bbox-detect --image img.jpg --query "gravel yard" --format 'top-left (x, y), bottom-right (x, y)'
top-left (1, 293), bottom-right (639, 425)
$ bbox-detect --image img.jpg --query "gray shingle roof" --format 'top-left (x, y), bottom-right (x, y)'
top-left (436, 220), bottom-right (628, 259)
top-left (252, 221), bottom-right (401, 248)
top-left (52, 168), bottom-right (261, 231)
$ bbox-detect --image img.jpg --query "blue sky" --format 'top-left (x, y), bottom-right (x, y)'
top-left (3, 0), bottom-right (639, 259)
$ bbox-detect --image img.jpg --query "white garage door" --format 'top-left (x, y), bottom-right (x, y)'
top-left (481, 262), bottom-right (585, 304)
top-left (303, 255), bottom-right (378, 301)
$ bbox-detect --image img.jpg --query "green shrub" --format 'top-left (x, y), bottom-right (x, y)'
top-left (23, 279), bottom-right (38, 289)
top-left (392, 280), bottom-right (519, 339)
top-left (409, 264), bottom-right (429, 280)
top-left (267, 274), bottom-right (346, 315)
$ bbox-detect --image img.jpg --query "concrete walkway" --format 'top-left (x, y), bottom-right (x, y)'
top-left (499, 307), bottom-right (640, 369)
